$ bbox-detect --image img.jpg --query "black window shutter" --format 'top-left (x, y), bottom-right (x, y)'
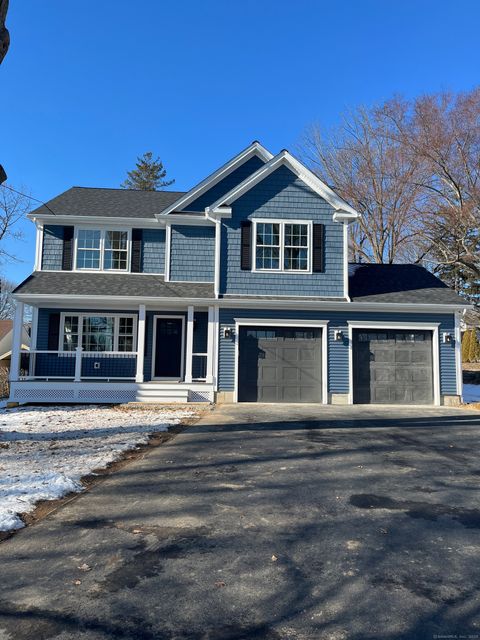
top-left (240, 221), bottom-right (252, 271)
top-left (62, 226), bottom-right (74, 271)
top-left (312, 223), bottom-right (325, 273)
top-left (48, 313), bottom-right (61, 350)
top-left (131, 228), bottom-right (143, 273)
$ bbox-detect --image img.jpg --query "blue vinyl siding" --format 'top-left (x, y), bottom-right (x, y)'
top-left (218, 308), bottom-right (457, 396)
top-left (42, 225), bottom-right (64, 270)
top-left (220, 166), bottom-right (345, 297)
top-left (36, 308), bottom-right (138, 379)
top-left (183, 155), bottom-right (265, 212)
top-left (141, 229), bottom-right (165, 273)
top-left (170, 225), bottom-right (215, 282)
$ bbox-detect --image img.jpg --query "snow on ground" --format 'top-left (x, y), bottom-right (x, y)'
top-left (463, 384), bottom-right (480, 404)
top-left (0, 405), bottom-right (196, 532)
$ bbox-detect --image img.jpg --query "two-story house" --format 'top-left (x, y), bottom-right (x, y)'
top-left (10, 142), bottom-right (466, 406)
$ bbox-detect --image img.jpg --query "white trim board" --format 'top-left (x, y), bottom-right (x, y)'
top-left (233, 318), bottom-right (329, 405)
top-left (454, 312), bottom-right (463, 400)
top-left (347, 321), bottom-right (441, 406)
top-left (157, 142), bottom-right (273, 218)
top-left (151, 315), bottom-right (185, 381)
top-left (206, 150), bottom-right (360, 219)
top-left (14, 293), bottom-right (469, 314)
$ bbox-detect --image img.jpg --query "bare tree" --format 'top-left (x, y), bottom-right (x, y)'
top-left (299, 102), bottom-right (426, 263)
top-left (381, 89), bottom-right (480, 281)
top-left (0, 277), bottom-right (16, 319)
top-left (0, 0), bottom-right (9, 65)
top-left (0, 185), bottom-right (30, 263)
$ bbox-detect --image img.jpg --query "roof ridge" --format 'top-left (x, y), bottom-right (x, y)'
top-left (70, 186), bottom-right (186, 194)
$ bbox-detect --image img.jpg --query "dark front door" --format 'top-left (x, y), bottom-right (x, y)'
top-left (352, 329), bottom-right (433, 404)
top-left (238, 326), bottom-right (322, 403)
top-left (154, 317), bottom-right (183, 379)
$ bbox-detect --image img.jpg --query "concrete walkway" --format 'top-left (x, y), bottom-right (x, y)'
top-left (1, 404), bottom-right (480, 639)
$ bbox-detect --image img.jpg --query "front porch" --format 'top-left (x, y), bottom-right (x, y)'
top-left (9, 303), bottom-right (218, 404)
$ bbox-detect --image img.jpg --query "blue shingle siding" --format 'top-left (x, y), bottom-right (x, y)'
top-left (141, 229), bottom-right (165, 273)
top-left (183, 155), bottom-right (265, 212)
top-left (170, 225), bottom-right (215, 282)
top-left (218, 308), bottom-right (458, 396)
top-left (36, 308), bottom-right (138, 379)
top-left (42, 225), bottom-right (64, 270)
top-left (220, 166), bottom-right (344, 297)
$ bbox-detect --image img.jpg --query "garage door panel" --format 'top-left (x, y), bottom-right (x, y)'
top-left (239, 326), bottom-right (322, 403)
top-left (260, 366), bottom-right (277, 383)
top-left (373, 368), bottom-right (395, 383)
top-left (353, 329), bottom-right (433, 405)
top-left (373, 349), bottom-right (393, 363)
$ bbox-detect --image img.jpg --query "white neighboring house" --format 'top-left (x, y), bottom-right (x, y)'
top-left (0, 320), bottom-right (30, 372)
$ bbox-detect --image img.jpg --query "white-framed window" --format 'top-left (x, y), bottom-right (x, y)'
top-left (59, 313), bottom-right (137, 352)
top-left (253, 220), bottom-right (312, 272)
top-left (75, 228), bottom-right (130, 271)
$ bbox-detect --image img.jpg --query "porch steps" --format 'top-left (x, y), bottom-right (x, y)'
top-left (135, 385), bottom-right (190, 403)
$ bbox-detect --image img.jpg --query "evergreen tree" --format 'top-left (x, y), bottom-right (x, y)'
top-left (121, 152), bottom-right (174, 191)
top-left (470, 330), bottom-right (480, 363)
top-left (462, 329), bottom-right (472, 363)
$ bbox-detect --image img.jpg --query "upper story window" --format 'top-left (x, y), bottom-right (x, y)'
top-left (253, 220), bottom-right (311, 272)
top-left (75, 229), bottom-right (129, 271)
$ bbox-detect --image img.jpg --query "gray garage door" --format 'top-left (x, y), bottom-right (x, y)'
top-left (238, 326), bottom-right (322, 403)
top-left (352, 329), bottom-right (433, 404)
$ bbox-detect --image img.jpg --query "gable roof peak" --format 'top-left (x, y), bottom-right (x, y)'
top-left (157, 141), bottom-right (273, 217)
top-left (206, 149), bottom-right (360, 219)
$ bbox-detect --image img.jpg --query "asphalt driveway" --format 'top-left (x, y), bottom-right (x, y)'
top-left (1, 404), bottom-right (480, 640)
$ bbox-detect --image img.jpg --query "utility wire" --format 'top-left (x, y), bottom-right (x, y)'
top-left (1, 183), bottom-right (57, 215)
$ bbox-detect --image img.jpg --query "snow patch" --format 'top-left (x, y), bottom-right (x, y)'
top-left (0, 405), bottom-right (195, 532)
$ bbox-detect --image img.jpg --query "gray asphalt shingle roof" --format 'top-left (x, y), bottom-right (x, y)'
top-left (13, 265), bottom-right (466, 307)
top-left (348, 263), bottom-right (465, 305)
top-left (13, 272), bottom-right (214, 299)
top-left (30, 187), bottom-right (186, 219)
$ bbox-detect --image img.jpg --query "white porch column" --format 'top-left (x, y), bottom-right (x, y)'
top-left (206, 306), bottom-right (215, 384)
top-left (135, 304), bottom-right (146, 383)
top-left (185, 305), bottom-right (194, 383)
top-left (9, 301), bottom-right (24, 383)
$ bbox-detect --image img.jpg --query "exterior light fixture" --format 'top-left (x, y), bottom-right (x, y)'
top-left (223, 327), bottom-right (234, 339)
top-left (334, 329), bottom-right (344, 342)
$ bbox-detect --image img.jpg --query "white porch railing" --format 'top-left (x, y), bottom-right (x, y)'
top-left (19, 348), bottom-right (138, 382)
top-left (192, 353), bottom-right (208, 381)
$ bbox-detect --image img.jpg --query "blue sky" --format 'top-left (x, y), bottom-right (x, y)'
top-left (2, 0), bottom-right (479, 284)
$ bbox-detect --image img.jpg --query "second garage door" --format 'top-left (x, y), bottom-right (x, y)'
top-left (238, 326), bottom-right (322, 403)
top-left (352, 329), bottom-right (434, 404)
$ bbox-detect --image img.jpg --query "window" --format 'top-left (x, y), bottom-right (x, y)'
top-left (63, 316), bottom-right (79, 350)
top-left (77, 230), bottom-right (101, 269)
top-left (75, 229), bottom-right (130, 271)
top-left (104, 231), bottom-right (128, 270)
top-left (256, 223), bottom-right (280, 270)
top-left (284, 224), bottom-right (309, 271)
top-left (118, 317), bottom-right (134, 352)
top-left (82, 317), bottom-right (115, 352)
top-left (253, 220), bottom-right (311, 272)
top-left (60, 314), bottom-right (136, 352)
